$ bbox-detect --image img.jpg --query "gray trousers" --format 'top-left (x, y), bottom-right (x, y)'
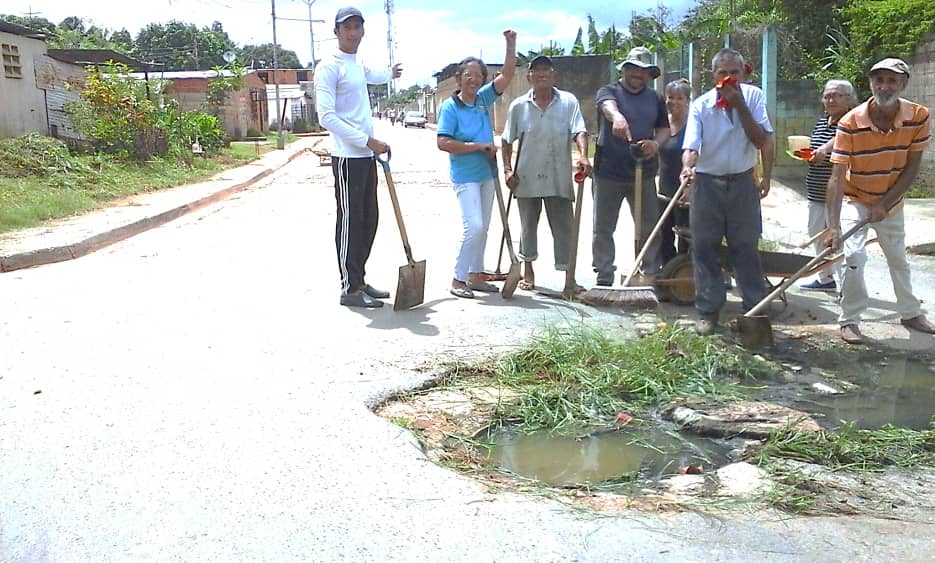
top-left (690, 172), bottom-right (767, 313)
top-left (517, 196), bottom-right (574, 270)
top-left (591, 173), bottom-right (662, 278)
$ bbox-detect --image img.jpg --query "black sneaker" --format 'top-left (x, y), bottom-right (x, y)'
top-left (801, 279), bottom-right (837, 292)
top-left (340, 292), bottom-right (384, 308)
top-left (362, 284), bottom-right (390, 299)
top-left (596, 273), bottom-right (614, 287)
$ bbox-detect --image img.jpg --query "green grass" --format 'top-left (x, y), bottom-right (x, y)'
top-left (907, 169), bottom-right (935, 198)
top-left (0, 147), bottom-right (261, 234)
top-left (752, 420), bottom-right (935, 472)
top-left (484, 324), bottom-right (773, 433)
top-left (751, 420), bottom-right (935, 514)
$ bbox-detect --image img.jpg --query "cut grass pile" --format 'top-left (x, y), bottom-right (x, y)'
top-left (486, 324), bottom-right (773, 433)
top-left (752, 420), bottom-right (935, 472)
top-left (752, 419), bottom-right (935, 514)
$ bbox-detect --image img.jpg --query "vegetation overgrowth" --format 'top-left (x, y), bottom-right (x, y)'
top-left (0, 133), bottom-right (287, 233)
top-left (401, 326), bottom-right (935, 515)
top-left (482, 325), bottom-right (772, 433)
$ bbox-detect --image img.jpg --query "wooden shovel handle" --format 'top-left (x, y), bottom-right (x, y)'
top-left (490, 158), bottom-right (519, 265)
top-left (376, 150), bottom-right (416, 265)
top-left (744, 217), bottom-right (870, 317)
top-left (623, 177), bottom-right (687, 287)
top-left (495, 132), bottom-right (523, 272)
top-left (798, 227), bottom-right (830, 249)
top-left (564, 173), bottom-right (586, 297)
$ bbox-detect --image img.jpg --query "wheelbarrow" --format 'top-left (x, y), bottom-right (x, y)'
top-left (654, 234), bottom-right (855, 308)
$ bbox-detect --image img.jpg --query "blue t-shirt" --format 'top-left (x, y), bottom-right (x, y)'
top-left (437, 82), bottom-right (501, 184)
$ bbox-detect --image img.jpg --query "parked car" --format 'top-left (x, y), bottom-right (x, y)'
top-left (403, 111), bottom-right (427, 128)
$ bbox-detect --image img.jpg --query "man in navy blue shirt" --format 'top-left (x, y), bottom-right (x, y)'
top-left (592, 47), bottom-right (669, 287)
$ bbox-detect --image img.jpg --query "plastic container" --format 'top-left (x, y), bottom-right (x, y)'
top-left (787, 135), bottom-right (810, 152)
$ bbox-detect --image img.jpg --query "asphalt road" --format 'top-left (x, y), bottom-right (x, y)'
top-left (2, 121), bottom-right (934, 561)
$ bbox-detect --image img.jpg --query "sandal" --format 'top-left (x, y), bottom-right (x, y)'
top-left (519, 280), bottom-right (535, 291)
top-left (450, 286), bottom-right (475, 299)
top-left (468, 281), bottom-right (499, 293)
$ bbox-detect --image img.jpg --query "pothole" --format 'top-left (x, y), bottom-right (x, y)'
top-left (376, 325), bottom-right (935, 516)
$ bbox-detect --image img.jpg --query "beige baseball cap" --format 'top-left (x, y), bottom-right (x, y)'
top-left (869, 58), bottom-right (910, 77)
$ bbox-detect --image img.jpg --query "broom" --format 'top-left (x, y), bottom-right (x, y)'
top-left (577, 148), bottom-right (658, 309)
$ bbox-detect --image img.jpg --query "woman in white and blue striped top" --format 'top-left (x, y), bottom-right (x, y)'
top-left (801, 79), bottom-right (859, 292)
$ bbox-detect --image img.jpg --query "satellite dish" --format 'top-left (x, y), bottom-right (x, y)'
top-left (223, 51), bottom-right (236, 63)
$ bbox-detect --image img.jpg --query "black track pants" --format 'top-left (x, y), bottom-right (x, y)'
top-left (332, 156), bottom-right (379, 294)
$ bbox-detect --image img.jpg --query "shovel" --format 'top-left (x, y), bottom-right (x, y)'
top-left (622, 177), bottom-right (688, 287)
top-left (486, 132), bottom-right (524, 282)
top-left (562, 170), bottom-right (587, 299)
top-left (490, 158), bottom-right (522, 298)
top-left (376, 150), bottom-right (426, 311)
top-left (622, 142), bottom-right (649, 285)
top-left (738, 216), bottom-right (870, 347)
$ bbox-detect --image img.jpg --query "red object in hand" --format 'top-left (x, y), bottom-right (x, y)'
top-left (793, 147), bottom-right (815, 161)
top-left (574, 171), bottom-right (587, 183)
top-left (715, 76), bottom-right (738, 109)
top-left (615, 412), bottom-right (633, 425)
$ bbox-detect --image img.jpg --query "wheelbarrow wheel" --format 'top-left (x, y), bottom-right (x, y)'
top-left (658, 253), bottom-right (695, 305)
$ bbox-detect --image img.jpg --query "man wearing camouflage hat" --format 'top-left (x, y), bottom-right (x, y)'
top-left (591, 46), bottom-right (669, 288)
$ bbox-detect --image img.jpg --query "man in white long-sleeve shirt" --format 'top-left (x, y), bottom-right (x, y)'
top-left (315, 6), bottom-right (402, 308)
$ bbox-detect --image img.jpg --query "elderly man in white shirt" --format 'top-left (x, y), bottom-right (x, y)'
top-left (680, 48), bottom-right (775, 334)
top-left (501, 55), bottom-right (591, 291)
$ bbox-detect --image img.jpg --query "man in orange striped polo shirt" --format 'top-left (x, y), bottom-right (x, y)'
top-left (827, 57), bottom-right (935, 344)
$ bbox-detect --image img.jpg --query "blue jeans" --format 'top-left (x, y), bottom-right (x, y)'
top-left (690, 172), bottom-right (767, 313)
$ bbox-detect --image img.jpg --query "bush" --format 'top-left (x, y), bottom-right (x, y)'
top-left (66, 62), bottom-right (225, 159)
top-left (292, 117), bottom-right (310, 133)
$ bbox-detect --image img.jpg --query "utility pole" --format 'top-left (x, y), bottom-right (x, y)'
top-left (385, 0), bottom-right (395, 95)
top-left (271, 0), bottom-right (284, 149)
top-left (275, 3), bottom-right (324, 69)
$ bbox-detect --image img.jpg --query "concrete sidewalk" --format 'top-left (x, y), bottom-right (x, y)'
top-left (0, 135), bottom-right (326, 273)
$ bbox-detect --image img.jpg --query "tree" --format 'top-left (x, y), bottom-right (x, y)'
top-left (135, 20), bottom-right (236, 70)
top-left (517, 42), bottom-right (566, 65)
top-left (586, 15), bottom-right (600, 54)
top-left (239, 43), bottom-right (302, 69)
top-left (571, 28), bottom-right (585, 56)
top-left (385, 84), bottom-right (423, 108)
top-left (0, 14), bottom-right (56, 34)
top-left (111, 29), bottom-right (134, 53)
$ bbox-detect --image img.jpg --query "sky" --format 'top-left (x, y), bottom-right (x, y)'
top-left (6, 0), bottom-right (695, 88)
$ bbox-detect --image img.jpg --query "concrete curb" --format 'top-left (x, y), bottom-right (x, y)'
top-left (0, 140), bottom-right (318, 273)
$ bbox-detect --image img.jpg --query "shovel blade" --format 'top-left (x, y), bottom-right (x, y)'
top-left (737, 315), bottom-right (774, 348)
top-left (393, 260), bottom-right (426, 311)
top-left (501, 262), bottom-right (521, 299)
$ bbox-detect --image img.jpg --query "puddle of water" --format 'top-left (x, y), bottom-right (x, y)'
top-left (484, 426), bottom-right (732, 487)
top-left (798, 356), bottom-right (935, 430)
